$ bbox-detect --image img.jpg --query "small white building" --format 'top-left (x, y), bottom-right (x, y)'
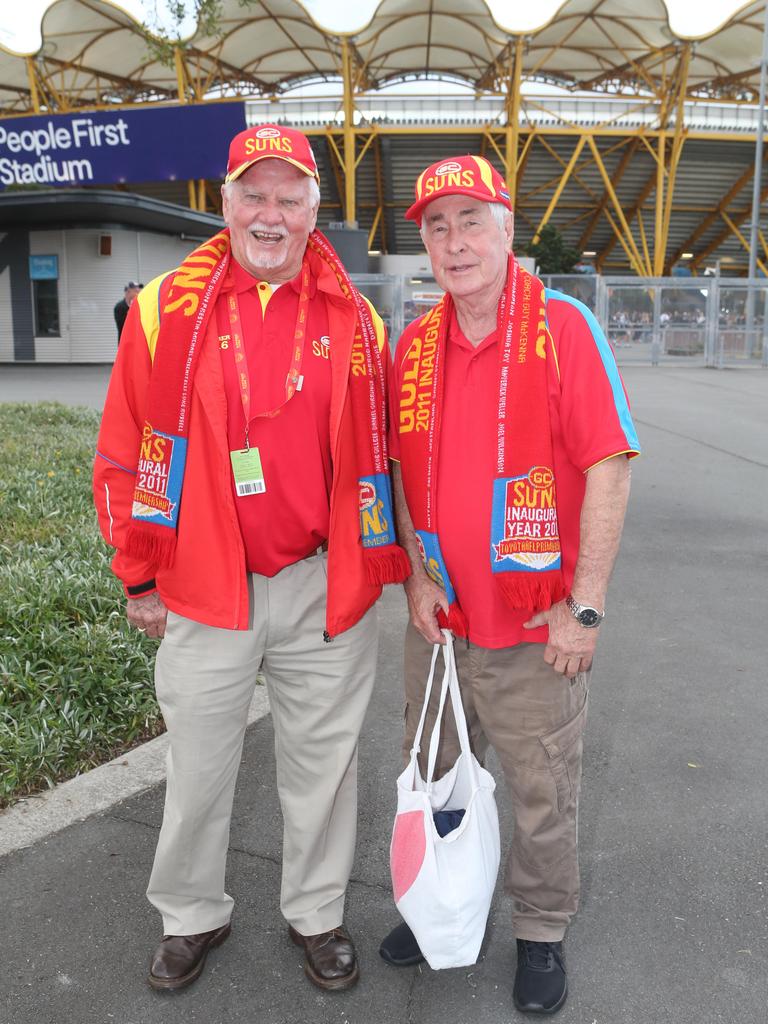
top-left (0, 190), bottom-right (223, 363)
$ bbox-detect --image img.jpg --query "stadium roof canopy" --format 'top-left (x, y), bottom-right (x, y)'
top-left (1, 0), bottom-right (767, 275)
top-left (1, 0), bottom-right (767, 111)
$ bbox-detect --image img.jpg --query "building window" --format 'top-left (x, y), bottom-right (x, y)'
top-left (33, 279), bottom-right (60, 337)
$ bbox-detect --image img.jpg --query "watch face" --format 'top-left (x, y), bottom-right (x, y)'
top-left (578, 608), bottom-right (601, 627)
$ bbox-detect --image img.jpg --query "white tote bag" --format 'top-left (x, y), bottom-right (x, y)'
top-left (389, 630), bottom-right (501, 969)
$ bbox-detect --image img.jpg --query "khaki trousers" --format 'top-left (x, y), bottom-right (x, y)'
top-left (402, 623), bottom-right (588, 943)
top-left (147, 553), bottom-right (378, 937)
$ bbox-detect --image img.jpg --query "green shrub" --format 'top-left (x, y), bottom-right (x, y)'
top-left (0, 402), bottom-right (162, 807)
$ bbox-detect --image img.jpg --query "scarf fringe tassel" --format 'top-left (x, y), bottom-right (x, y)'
top-left (497, 574), bottom-right (566, 613)
top-left (364, 546), bottom-right (412, 586)
top-left (436, 603), bottom-right (469, 636)
top-left (447, 603), bottom-right (469, 636)
top-left (124, 524), bottom-right (177, 571)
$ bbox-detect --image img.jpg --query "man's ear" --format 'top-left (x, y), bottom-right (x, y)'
top-left (505, 211), bottom-right (515, 253)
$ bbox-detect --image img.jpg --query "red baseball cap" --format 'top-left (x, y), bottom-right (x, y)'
top-left (225, 124), bottom-right (319, 184)
top-left (405, 155), bottom-right (511, 226)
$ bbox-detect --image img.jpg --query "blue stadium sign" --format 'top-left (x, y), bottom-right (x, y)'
top-left (0, 102), bottom-right (246, 189)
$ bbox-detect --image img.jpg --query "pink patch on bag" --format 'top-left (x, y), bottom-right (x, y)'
top-left (391, 810), bottom-right (427, 902)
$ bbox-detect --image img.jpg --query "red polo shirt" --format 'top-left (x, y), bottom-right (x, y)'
top-left (391, 291), bottom-right (640, 648)
top-left (219, 260), bottom-right (332, 576)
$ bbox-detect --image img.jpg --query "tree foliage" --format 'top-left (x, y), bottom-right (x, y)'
top-left (141, 0), bottom-right (228, 65)
top-left (525, 224), bottom-right (581, 275)
top-left (144, 0), bottom-right (224, 38)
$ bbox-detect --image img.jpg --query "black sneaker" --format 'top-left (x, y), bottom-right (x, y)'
top-left (378, 921), bottom-right (425, 967)
top-left (513, 939), bottom-right (567, 1015)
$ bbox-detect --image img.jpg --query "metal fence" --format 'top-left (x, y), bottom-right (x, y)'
top-left (594, 276), bottom-right (768, 368)
top-left (352, 272), bottom-right (768, 368)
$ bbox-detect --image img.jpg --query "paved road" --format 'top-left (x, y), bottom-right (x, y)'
top-left (1, 365), bottom-right (767, 1024)
top-left (0, 363), bottom-right (111, 410)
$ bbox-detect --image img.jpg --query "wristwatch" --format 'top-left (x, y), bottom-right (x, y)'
top-left (565, 595), bottom-right (605, 628)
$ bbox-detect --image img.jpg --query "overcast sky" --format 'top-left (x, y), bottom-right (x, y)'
top-left (0, 0), bottom-right (756, 53)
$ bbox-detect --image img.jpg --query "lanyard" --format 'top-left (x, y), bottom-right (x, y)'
top-left (223, 260), bottom-right (311, 448)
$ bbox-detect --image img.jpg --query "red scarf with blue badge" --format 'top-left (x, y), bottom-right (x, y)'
top-left (396, 256), bottom-right (565, 634)
top-left (124, 228), bottom-right (409, 587)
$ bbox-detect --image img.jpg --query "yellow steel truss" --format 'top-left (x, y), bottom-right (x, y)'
top-left (7, 20), bottom-right (766, 275)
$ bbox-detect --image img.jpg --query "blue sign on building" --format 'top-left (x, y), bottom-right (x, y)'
top-left (0, 102), bottom-right (247, 190)
top-left (29, 255), bottom-right (59, 279)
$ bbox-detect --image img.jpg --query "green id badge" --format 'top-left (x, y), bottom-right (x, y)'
top-left (230, 447), bottom-right (266, 496)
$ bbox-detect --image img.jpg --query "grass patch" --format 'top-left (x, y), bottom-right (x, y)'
top-left (0, 403), bottom-right (162, 808)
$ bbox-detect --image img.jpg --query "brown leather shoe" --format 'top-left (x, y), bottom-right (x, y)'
top-left (288, 925), bottom-right (360, 991)
top-left (148, 923), bottom-right (231, 991)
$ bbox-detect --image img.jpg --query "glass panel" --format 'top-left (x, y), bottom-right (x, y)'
top-left (350, 275), bottom-right (404, 351)
top-left (606, 285), bottom-right (654, 357)
top-left (33, 279), bottom-right (60, 337)
top-left (545, 275), bottom-right (597, 308)
top-left (717, 285), bottom-right (765, 362)
top-left (660, 285), bottom-right (706, 358)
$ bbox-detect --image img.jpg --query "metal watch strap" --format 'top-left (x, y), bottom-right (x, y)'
top-left (565, 594), bottom-right (604, 627)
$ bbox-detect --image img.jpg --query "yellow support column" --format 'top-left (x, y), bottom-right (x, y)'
top-left (654, 135), bottom-right (666, 276)
top-left (654, 45), bottom-right (690, 274)
top-left (659, 46), bottom-right (691, 274)
top-left (367, 207), bottom-right (383, 250)
top-left (532, 136), bottom-right (586, 243)
top-left (505, 37), bottom-right (523, 204)
top-left (26, 57), bottom-right (41, 113)
top-left (587, 136), bottom-right (646, 276)
top-left (341, 39), bottom-right (357, 227)
top-left (721, 211), bottom-right (768, 276)
top-left (173, 47), bottom-right (198, 212)
top-left (174, 47), bottom-right (188, 104)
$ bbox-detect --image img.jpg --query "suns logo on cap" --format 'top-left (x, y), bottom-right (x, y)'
top-left (435, 161), bottom-right (462, 176)
top-left (256, 127), bottom-right (281, 138)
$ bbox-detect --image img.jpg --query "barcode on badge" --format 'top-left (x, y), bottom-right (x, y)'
top-left (236, 480), bottom-right (266, 496)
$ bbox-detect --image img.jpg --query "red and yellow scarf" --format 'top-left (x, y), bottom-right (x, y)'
top-left (397, 256), bottom-right (565, 632)
top-left (124, 228), bottom-right (409, 587)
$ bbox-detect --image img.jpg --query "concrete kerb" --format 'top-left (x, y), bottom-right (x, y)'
top-left (0, 687), bottom-right (270, 859)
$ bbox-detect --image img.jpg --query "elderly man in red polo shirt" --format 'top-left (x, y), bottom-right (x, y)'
top-left (380, 156), bottom-right (640, 1015)
top-left (94, 124), bottom-right (408, 993)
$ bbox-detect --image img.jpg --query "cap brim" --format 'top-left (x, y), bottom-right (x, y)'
top-left (405, 187), bottom-right (512, 226)
top-left (225, 153), bottom-right (319, 184)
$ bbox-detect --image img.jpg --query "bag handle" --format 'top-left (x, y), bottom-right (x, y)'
top-left (425, 630), bottom-right (479, 789)
top-left (409, 640), bottom-right (442, 758)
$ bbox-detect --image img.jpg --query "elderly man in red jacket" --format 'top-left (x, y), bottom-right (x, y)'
top-left (94, 123), bottom-right (407, 994)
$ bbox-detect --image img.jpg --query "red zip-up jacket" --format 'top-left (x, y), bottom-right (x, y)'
top-left (93, 257), bottom-right (390, 637)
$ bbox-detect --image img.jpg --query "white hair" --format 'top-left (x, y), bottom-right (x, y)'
top-left (488, 202), bottom-right (513, 231)
top-left (419, 200), bottom-right (512, 242)
top-left (221, 172), bottom-right (320, 210)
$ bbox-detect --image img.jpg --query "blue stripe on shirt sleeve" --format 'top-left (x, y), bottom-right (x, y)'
top-left (95, 450), bottom-right (134, 475)
top-left (545, 289), bottom-right (641, 453)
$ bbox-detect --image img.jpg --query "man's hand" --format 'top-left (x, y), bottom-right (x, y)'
top-left (522, 455), bottom-right (631, 678)
top-left (126, 591), bottom-right (168, 639)
top-left (523, 600), bottom-right (597, 678)
top-left (391, 462), bottom-right (450, 645)
top-left (405, 571), bottom-right (450, 645)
